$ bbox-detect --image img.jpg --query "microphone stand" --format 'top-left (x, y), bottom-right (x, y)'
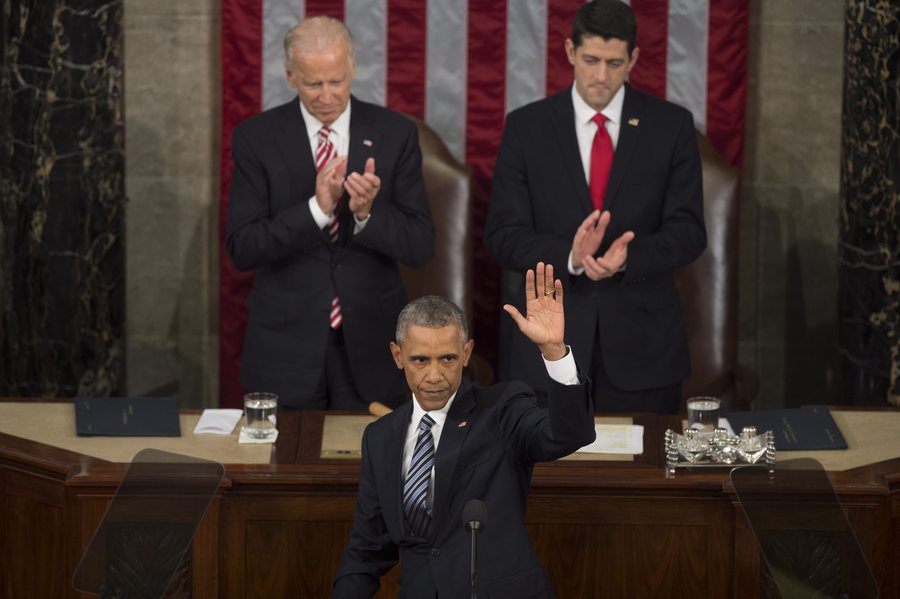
top-left (469, 522), bottom-right (479, 599)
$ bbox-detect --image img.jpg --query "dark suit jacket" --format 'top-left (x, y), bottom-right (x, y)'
top-left (226, 97), bottom-right (434, 408)
top-left (485, 84), bottom-right (706, 396)
top-left (332, 376), bottom-right (595, 599)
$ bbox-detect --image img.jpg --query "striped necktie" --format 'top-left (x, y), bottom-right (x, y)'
top-left (403, 414), bottom-right (436, 537)
top-left (315, 126), bottom-right (342, 329)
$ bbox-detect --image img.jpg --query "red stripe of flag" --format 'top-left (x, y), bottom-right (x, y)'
top-left (629, 0), bottom-right (668, 99)
top-left (706, 0), bottom-right (748, 167)
top-left (220, 0), bottom-right (263, 408)
top-left (545, 0), bottom-right (583, 95)
top-left (304, 0), bottom-right (344, 20)
top-left (386, 0), bottom-right (428, 118)
top-left (466, 0), bottom-right (507, 366)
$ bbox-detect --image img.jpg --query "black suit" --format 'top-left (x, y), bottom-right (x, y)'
top-left (486, 84), bottom-right (706, 406)
top-left (333, 376), bottom-right (595, 599)
top-left (227, 97), bottom-right (434, 408)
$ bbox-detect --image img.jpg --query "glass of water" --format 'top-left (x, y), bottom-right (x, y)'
top-left (242, 392), bottom-right (278, 439)
top-left (686, 396), bottom-right (721, 434)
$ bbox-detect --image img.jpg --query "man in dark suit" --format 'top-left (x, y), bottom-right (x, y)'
top-left (226, 17), bottom-right (434, 410)
top-left (485, 0), bottom-right (707, 414)
top-left (333, 262), bottom-right (595, 599)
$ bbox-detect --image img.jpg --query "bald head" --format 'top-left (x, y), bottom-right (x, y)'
top-left (283, 16), bottom-right (355, 68)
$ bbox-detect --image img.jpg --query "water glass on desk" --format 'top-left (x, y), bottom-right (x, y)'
top-left (243, 392), bottom-right (278, 439)
top-left (686, 396), bottom-right (721, 434)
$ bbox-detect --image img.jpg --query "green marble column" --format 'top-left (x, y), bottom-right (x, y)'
top-left (838, 1), bottom-right (899, 406)
top-left (1, 0), bottom-right (125, 396)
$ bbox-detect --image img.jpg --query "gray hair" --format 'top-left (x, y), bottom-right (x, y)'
top-left (283, 16), bottom-right (355, 67)
top-left (395, 296), bottom-right (469, 346)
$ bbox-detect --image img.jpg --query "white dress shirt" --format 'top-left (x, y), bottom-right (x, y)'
top-left (568, 84), bottom-right (626, 275)
top-left (301, 101), bottom-right (371, 235)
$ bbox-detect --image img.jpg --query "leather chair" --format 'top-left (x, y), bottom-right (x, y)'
top-left (675, 132), bottom-right (758, 411)
top-left (399, 116), bottom-right (493, 385)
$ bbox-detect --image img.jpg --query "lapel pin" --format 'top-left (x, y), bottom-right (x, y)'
top-left (458, 420), bottom-right (467, 428)
top-left (628, 118), bottom-right (639, 127)
top-left (363, 139), bottom-right (373, 147)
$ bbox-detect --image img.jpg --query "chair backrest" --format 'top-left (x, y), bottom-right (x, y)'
top-left (399, 117), bottom-right (494, 385)
top-left (398, 116), bottom-right (473, 316)
top-left (676, 132), bottom-right (741, 403)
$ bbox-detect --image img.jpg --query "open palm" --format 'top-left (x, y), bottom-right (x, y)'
top-left (503, 262), bottom-right (565, 358)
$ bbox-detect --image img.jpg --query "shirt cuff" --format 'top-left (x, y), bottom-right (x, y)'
top-left (308, 196), bottom-right (333, 229)
top-left (353, 213), bottom-right (370, 234)
top-left (568, 251), bottom-right (585, 276)
top-left (543, 346), bottom-right (579, 385)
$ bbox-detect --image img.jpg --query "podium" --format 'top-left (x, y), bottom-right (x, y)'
top-left (1, 403), bottom-right (900, 598)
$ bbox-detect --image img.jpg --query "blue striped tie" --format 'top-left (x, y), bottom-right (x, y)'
top-left (403, 414), bottom-right (436, 537)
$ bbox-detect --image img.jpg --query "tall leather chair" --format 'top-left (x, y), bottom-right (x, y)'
top-left (399, 117), bottom-right (493, 385)
top-left (676, 133), bottom-right (757, 411)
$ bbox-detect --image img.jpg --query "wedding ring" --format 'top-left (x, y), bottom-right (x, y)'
top-left (544, 289), bottom-right (555, 296)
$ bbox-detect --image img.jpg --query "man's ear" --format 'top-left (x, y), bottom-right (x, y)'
top-left (565, 38), bottom-right (576, 66)
top-left (462, 339), bottom-right (475, 367)
top-left (389, 342), bottom-right (403, 369)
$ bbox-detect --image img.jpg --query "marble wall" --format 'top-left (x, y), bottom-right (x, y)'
top-left (1, 0), bottom-right (125, 397)
top-left (123, 0), bottom-right (219, 408)
top-left (740, 0), bottom-right (847, 409)
top-left (838, 0), bottom-right (899, 406)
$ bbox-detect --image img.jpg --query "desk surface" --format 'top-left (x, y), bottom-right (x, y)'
top-left (2, 401), bottom-right (899, 472)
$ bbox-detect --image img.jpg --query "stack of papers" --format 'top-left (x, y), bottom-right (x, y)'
top-left (577, 424), bottom-right (644, 455)
top-left (193, 409), bottom-right (243, 435)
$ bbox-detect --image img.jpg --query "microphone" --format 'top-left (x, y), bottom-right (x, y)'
top-left (462, 499), bottom-right (488, 599)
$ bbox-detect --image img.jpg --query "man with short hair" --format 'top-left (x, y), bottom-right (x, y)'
top-left (486, 0), bottom-right (707, 414)
top-left (227, 16), bottom-right (434, 410)
top-left (333, 262), bottom-right (595, 599)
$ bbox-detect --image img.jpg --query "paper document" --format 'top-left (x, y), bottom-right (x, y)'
top-left (193, 409), bottom-right (243, 435)
top-left (577, 424), bottom-right (644, 455)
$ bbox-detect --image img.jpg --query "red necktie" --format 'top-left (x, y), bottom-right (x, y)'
top-left (590, 113), bottom-right (613, 211)
top-left (316, 127), bottom-right (342, 329)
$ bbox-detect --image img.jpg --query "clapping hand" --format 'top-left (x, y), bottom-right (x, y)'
top-left (502, 262), bottom-right (567, 361)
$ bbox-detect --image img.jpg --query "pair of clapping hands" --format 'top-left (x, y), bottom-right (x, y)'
top-left (317, 156), bottom-right (379, 221)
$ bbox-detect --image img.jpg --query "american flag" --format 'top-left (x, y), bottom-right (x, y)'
top-left (219, 0), bottom-right (749, 407)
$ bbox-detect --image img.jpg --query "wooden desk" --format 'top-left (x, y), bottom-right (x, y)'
top-left (2, 404), bottom-right (899, 598)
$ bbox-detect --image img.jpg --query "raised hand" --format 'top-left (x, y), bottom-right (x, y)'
top-left (503, 262), bottom-right (567, 361)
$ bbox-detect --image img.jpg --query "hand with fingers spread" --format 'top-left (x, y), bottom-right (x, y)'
top-left (316, 155), bottom-right (348, 215)
top-left (502, 262), bottom-right (567, 361)
top-left (345, 157), bottom-right (381, 220)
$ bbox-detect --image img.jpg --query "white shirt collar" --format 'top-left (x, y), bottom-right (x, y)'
top-left (571, 83), bottom-right (626, 126)
top-left (299, 99), bottom-right (352, 141)
top-left (410, 389), bottom-right (458, 426)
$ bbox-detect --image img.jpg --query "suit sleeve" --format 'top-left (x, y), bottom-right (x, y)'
top-left (333, 427), bottom-right (399, 599)
top-left (225, 124), bottom-right (327, 271)
top-left (622, 111), bottom-right (707, 280)
top-left (497, 377), bottom-right (596, 464)
top-left (484, 112), bottom-right (573, 276)
top-left (350, 118), bottom-right (435, 268)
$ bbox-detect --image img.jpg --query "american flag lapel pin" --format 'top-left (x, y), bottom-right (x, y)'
top-left (458, 420), bottom-right (467, 428)
top-left (628, 118), bottom-right (640, 126)
top-left (363, 139), bottom-right (373, 147)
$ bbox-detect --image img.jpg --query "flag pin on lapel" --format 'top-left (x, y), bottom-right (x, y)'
top-left (363, 139), bottom-right (373, 147)
top-left (458, 420), bottom-right (467, 428)
top-left (628, 118), bottom-right (640, 126)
